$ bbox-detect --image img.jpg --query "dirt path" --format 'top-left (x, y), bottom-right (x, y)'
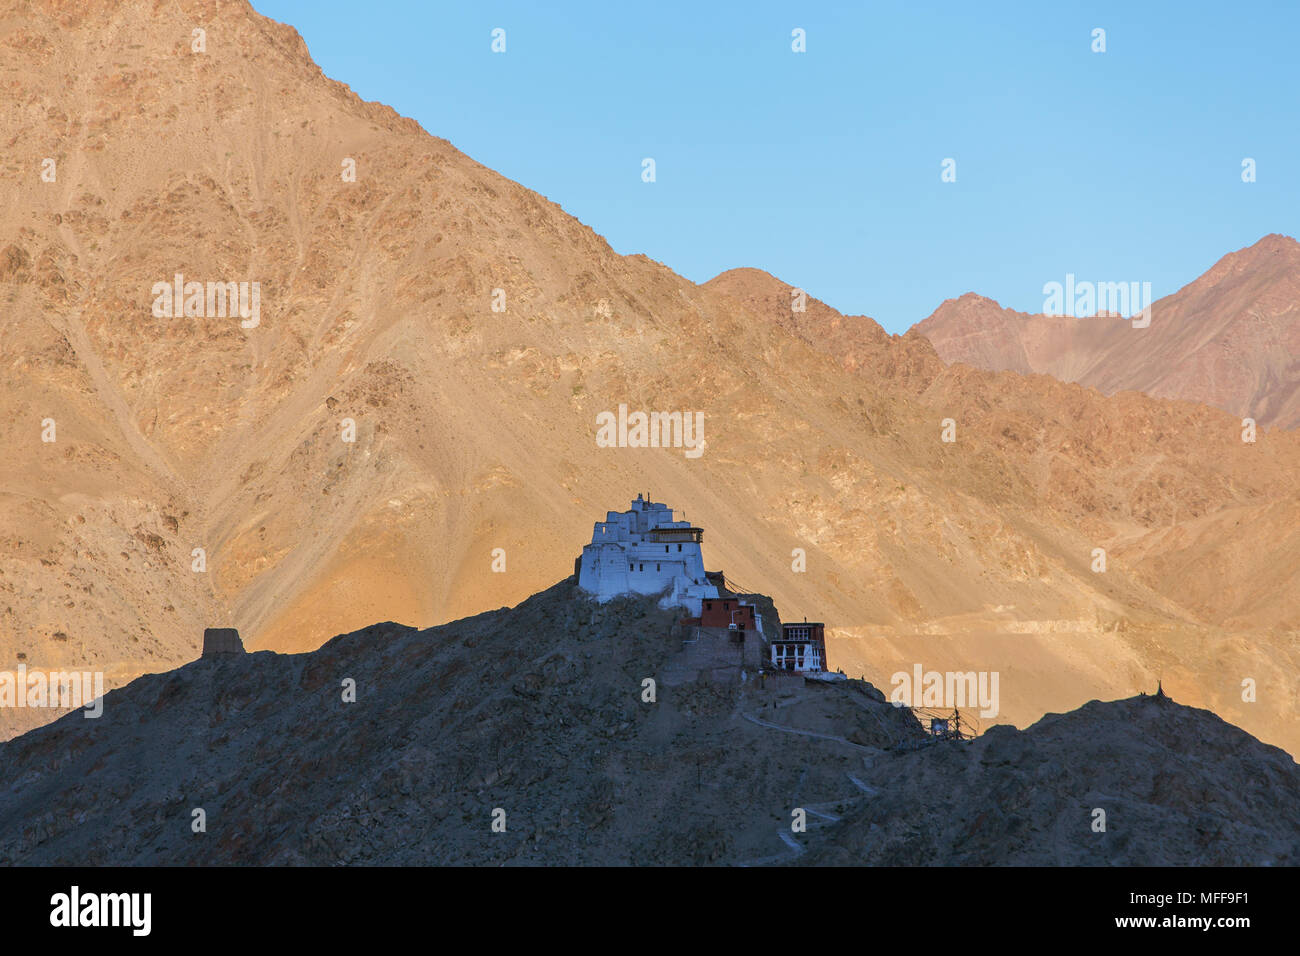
top-left (741, 711), bottom-right (878, 751)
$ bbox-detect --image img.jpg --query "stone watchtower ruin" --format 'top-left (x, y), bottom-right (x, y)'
top-left (201, 627), bottom-right (245, 657)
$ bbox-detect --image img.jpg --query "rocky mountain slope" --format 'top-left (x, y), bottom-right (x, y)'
top-left (915, 234), bottom-right (1300, 429)
top-left (2, 581), bottom-right (1294, 866)
top-left (800, 692), bottom-right (1300, 866)
top-left (2, 0), bottom-right (1299, 760)
top-left (0, 582), bottom-right (925, 865)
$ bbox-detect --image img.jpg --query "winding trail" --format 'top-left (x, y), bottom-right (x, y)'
top-left (741, 712), bottom-right (877, 751)
top-left (735, 712), bottom-right (889, 866)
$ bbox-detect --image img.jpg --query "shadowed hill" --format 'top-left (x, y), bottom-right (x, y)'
top-left (0, 580), bottom-right (924, 865)
top-left (800, 691), bottom-right (1300, 866)
top-left (2, 581), bottom-right (1294, 866)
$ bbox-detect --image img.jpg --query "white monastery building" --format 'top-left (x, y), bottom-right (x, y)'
top-left (577, 494), bottom-right (720, 615)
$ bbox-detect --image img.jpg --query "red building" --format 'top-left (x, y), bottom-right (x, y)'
top-left (700, 597), bottom-right (757, 631)
top-left (771, 620), bottom-right (827, 672)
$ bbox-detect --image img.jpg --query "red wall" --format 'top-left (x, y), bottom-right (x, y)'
top-left (700, 598), bottom-right (756, 629)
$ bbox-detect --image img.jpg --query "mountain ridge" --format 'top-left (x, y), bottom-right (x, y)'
top-left (3, 578), bottom-right (1296, 866)
top-left (916, 234), bottom-right (1300, 428)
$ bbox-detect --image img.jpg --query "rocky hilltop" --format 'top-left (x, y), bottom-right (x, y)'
top-left (801, 692), bottom-right (1300, 866)
top-left (1, 583), bottom-right (1294, 866)
top-left (0, 581), bottom-right (925, 865)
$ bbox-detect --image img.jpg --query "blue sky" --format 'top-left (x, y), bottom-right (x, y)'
top-left (252, 0), bottom-right (1297, 333)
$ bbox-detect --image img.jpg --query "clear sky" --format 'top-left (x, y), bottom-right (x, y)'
top-left (251, 0), bottom-right (1297, 334)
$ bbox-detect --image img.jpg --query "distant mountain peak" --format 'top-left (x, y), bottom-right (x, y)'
top-left (917, 234), bottom-right (1300, 427)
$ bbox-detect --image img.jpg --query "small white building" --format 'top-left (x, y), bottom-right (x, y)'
top-left (577, 494), bottom-right (720, 615)
top-left (770, 621), bottom-right (828, 673)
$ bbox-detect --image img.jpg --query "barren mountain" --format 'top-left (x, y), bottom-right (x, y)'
top-left (2, 0), bottom-right (1299, 761)
top-left (2, 582), bottom-right (1295, 866)
top-left (916, 234), bottom-right (1300, 428)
